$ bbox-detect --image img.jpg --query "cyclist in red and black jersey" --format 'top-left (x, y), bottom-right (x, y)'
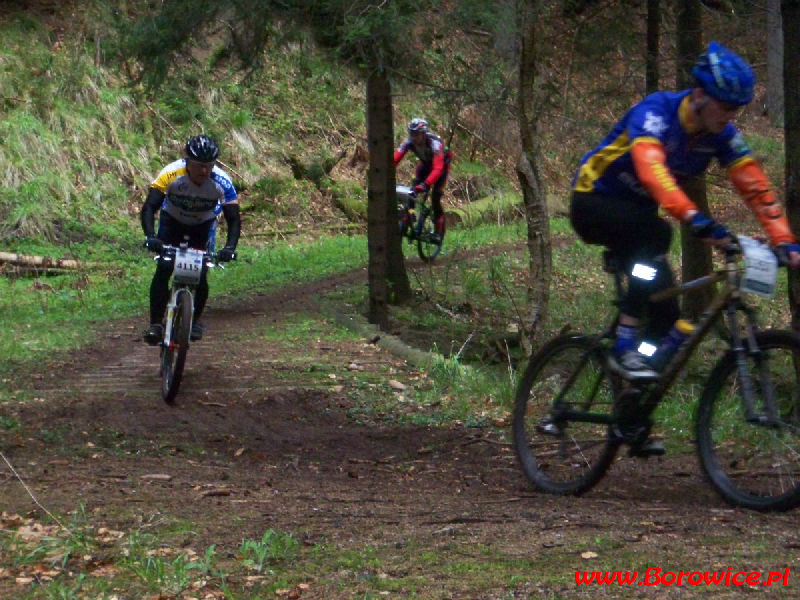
top-left (394, 118), bottom-right (453, 243)
top-left (570, 42), bottom-right (800, 383)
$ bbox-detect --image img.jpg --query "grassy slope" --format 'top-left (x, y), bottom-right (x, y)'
top-left (0, 1), bottom-right (521, 370)
top-left (0, 2), bottom-right (366, 250)
top-left (0, 1), bottom-right (788, 372)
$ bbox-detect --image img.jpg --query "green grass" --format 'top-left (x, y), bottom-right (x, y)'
top-left (0, 234), bottom-right (366, 385)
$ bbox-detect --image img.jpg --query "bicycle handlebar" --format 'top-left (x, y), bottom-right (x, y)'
top-left (722, 235), bottom-right (794, 268)
top-left (148, 243), bottom-right (219, 266)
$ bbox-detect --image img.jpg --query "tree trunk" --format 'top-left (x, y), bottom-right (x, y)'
top-left (366, 70), bottom-right (410, 328)
top-left (517, 0), bottom-right (551, 355)
top-left (646, 0), bottom-right (660, 95)
top-left (782, 0), bottom-right (800, 331)
top-left (768, 0), bottom-right (784, 127)
top-left (676, 0), bottom-right (712, 319)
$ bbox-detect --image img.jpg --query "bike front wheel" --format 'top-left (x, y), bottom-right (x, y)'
top-left (398, 201), bottom-right (410, 238)
top-left (512, 334), bottom-right (620, 495)
top-left (161, 289), bottom-right (192, 405)
top-left (696, 330), bottom-right (800, 511)
top-left (416, 210), bottom-right (441, 262)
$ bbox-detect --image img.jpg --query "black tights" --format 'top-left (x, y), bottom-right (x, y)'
top-left (149, 260), bottom-right (208, 325)
top-left (149, 213), bottom-right (213, 325)
top-left (570, 191), bottom-right (680, 340)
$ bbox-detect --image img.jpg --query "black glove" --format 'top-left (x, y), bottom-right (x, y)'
top-left (145, 236), bottom-right (163, 253)
top-left (689, 213), bottom-right (730, 240)
top-left (217, 246), bottom-right (237, 262)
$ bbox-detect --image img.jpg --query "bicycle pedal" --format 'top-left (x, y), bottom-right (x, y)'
top-left (627, 438), bottom-right (666, 458)
top-left (746, 414), bottom-right (780, 427)
top-left (537, 419), bottom-right (562, 436)
top-left (612, 422), bottom-right (648, 444)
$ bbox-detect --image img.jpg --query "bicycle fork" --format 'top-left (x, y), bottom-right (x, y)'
top-left (163, 287), bottom-right (194, 349)
top-left (726, 305), bottom-right (780, 426)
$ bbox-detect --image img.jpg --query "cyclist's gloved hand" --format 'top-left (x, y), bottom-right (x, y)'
top-left (414, 182), bottom-right (428, 194)
top-left (217, 246), bottom-right (237, 262)
top-left (774, 242), bottom-right (800, 267)
top-left (689, 212), bottom-right (730, 240)
top-left (145, 236), bottom-right (163, 253)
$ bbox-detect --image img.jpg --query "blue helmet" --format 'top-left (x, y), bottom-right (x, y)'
top-left (691, 41), bottom-right (755, 106)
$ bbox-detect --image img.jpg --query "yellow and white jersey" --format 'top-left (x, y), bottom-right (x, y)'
top-left (150, 158), bottom-right (237, 226)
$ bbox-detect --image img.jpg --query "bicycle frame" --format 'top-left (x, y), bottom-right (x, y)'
top-left (513, 235), bottom-right (800, 509)
top-left (396, 184), bottom-right (441, 262)
top-left (551, 244), bottom-right (776, 427)
top-left (397, 185), bottom-right (432, 240)
top-left (163, 285), bottom-right (195, 348)
top-left (155, 242), bottom-right (219, 404)
top-left (158, 244), bottom-right (212, 347)
top-left (641, 246), bottom-right (780, 425)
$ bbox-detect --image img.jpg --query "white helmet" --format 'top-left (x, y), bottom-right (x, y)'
top-left (407, 118), bottom-right (429, 134)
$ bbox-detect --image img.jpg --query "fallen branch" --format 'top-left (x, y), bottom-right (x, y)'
top-left (0, 252), bottom-right (89, 271)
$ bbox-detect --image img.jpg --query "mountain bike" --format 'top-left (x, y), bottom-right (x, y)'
top-left (152, 241), bottom-right (219, 405)
top-left (397, 184), bottom-right (442, 262)
top-left (512, 235), bottom-right (800, 511)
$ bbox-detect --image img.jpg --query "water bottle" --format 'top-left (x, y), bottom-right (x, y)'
top-left (649, 319), bottom-right (695, 372)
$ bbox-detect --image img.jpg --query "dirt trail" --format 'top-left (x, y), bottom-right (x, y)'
top-left (2, 268), bottom-right (800, 598)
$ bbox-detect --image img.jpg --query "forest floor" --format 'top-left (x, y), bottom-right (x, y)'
top-left (2, 249), bottom-right (800, 599)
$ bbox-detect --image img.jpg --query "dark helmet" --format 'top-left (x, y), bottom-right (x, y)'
top-left (185, 134), bottom-right (220, 162)
top-left (691, 41), bottom-right (755, 106)
top-left (407, 118), bottom-right (429, 134)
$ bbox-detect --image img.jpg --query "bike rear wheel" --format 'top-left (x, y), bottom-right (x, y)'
top-left (416, 209), bottom-right (441, 262)
top-left (696, 330), bottom-right (800, 511)
top-left (512, 334), bottom-right (620, 495)
top-left (161, 289), bottom-right (192, 405)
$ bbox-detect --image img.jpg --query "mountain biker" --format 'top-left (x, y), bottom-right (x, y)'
top-left (569, 41), bottom-right (800, 383)
top-left (394, 118), bottom-right (453, 244)
top-left (140, 134), bottom-right (240, 345)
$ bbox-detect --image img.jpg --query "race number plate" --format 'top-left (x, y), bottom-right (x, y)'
top-left (739, 235), bottom-right (778, 297)
top-left (173, 247), bottom-right (204, 284)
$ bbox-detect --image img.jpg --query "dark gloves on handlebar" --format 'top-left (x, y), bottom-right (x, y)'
top-left (774, 242), bottom-right (800, 266)
top-left (414, 182), bottom-right (428, 194)
top-left (145, 236), bottom-right (164, 253)
top-left (689, 213), bottom-right (730, 240)
top-left (217, 246), bottom-right (237, 262)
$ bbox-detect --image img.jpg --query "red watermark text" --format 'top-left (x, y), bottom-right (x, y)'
top-left (576, 567), bottom-right (790, 587)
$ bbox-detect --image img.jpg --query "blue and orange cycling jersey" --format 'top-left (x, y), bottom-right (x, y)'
top-left (572, 90), bottom-right (750, 204)
top-left (571, 89), bottom-right (795, 245)
top-left (150, 158), bottom-right (238, 226)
